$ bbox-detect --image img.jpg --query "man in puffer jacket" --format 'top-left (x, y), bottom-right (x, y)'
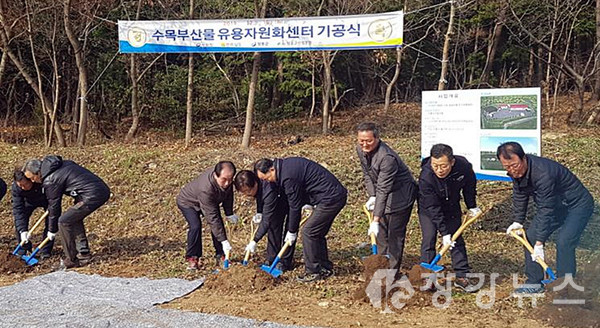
top-left (498, 141), bottom-right (594, 294)
top-left (24, 156), bottom-right (110, 268)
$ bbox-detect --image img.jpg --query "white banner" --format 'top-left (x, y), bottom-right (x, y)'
top-left (421, 88), bottom-right (542, 181)
top-left (118, 11), bottom-right (403, 53)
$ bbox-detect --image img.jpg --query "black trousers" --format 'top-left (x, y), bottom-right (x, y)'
top-left (14, 206), bottom-right (54, 255)
top-left (265, 205), bottom-right (295, 269)
top-left (524, 201), bottom-right (593, 284)
top-left (377, 204), bottom-right (414, 274)
top-left (57, 195), bottom-right (109, 262)
top-left (419, 209), bottom-right (470, 277)
top-left (302, 195), bottom-right (347, 273)
top-left (178, 203), bottom-right (223, 259)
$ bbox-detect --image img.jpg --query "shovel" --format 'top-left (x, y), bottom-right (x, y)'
top-left (509, 228), bottom-right (557, 285)
top-left (12, 211), bottom-right (49, 256)
top-left (362, 205), bottom-right (378, 255)
top-left (420, 210), bottom-right (483, 272)
top-left (242, 221), bottom-right (258, 266)
top-left (22, 236), bottom-right (53, 266)
top-left (260, 209), bottom-right (312, 278)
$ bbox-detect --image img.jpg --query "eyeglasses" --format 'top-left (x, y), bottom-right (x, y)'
top-left (502, 161), bottom-right (522, 171)
top-left (431, 164), bottom-right (451, 171)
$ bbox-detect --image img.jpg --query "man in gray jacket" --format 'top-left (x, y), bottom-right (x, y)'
top-left (356, 122), bottom-right (417, 277)
top-left (176, 161), bottom-right (239, 270)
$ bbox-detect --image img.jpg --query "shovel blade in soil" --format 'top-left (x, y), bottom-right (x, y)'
top-left (260, 264), bottom-right (282, 278)
top-left (21, 254), bottom-right (39, 266)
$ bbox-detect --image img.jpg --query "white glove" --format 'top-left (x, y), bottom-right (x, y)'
top-left (245, 240), bottom-right (257, 253)
top-left (302, 204), bottom-right (314, 213)
top-left (367, 221), bottom-right (379, 236)
top-left (226, 214), bottom-right (239, 224)
top-left (468, 207), bottom-right (482, 217)
top-left (47, 231), bottom-right (56, 241)
top-left (365, 196), bottom-right (376, 211)
top-left (221, 240), bottom-right (232, 253)
top-left (20, 231), bottom-right (30, 243)
top-left (252, 213), bottom-right (262, 224)
top-left (532, 244), bottom-right (544, 262)
top-left (506, 222), bottom-right (524, 235)
top-left (442, 234), bottom-right (455, 249)
top-left (284, 232), bottom-right (297, 244)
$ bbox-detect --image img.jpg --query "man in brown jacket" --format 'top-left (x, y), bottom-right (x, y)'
top-left (356, 122), bottom-right (417, 278)
top-left (176, 161), bottom-right (239, 270)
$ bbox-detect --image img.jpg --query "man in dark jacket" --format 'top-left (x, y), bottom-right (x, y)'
top-left (254, 157), bottom-right (347, 282)
top-left (356, 122), bottom-right (417, 277)
top-left (419, 144), bottom-right (481, 292)
top-left (24, 156), bottom-right (110, 268)
top-left (234, 170), bottom-right (295, 271)
top-left (498, 142), bottom-right (594, 294)
top-left (176, 161), bottom-right (239, 270)
top-left (12, 169), bottom-right (51, 257)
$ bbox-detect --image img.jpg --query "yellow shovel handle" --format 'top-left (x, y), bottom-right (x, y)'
top-left (509, 229), bottom-right (551, 271)
top-left (438, 211), bottom-right (484, 257)
top-left (20, 211), bottom-right (49, 246)
top-left (362, 205), bottom-right (378, 247)
top-left (36, 236), bottom-right (52, 250)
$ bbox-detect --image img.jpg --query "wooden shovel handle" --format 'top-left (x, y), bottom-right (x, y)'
top-left (20, 211), bottom-right (49, 246)
top-left (438, 211), bottom-right (484, 257)
top-left (509, 229), bottom-right (551, 271)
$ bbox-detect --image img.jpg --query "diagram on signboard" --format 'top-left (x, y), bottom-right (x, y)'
top-left (480, 95), bottom-right (537, 130)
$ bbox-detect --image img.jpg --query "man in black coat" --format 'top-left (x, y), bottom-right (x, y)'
top-left (498, 142), bottom-right (594, 294)
top-left (24, 156), bottom-right (110, 268)
top-left (234, 170), bottom-right (295, 271)
top-left (419, 144), bottom-right (481, 292)
top-left (356, 122), bottom-right (417, 277)
top-left (12, 170), bottom-right (51, 257)
top-left (255, 157), bottom-right (347, 282)
top-left (176, 161), bottom-right (239, 270)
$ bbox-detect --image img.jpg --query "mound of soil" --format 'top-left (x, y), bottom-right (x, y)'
top-left (0, 250), bottom-right (31, 274)
top-left (203, 263), bottom-right (279, 294)
top-left (352, 254), bottom-right (389, 302)
top-left (533, 255), bottom-right (600, 328)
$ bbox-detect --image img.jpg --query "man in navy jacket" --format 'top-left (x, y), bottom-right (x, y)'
top-left (498, 142), bottom-right (594, 294)
top-left (419, 144), bottom-right (481, 292)
top-left (12, 170), bottom-right (50, 257)
top-left (255, 157), bottom-right (347, 282)
top-left (234, 170), bottom-right (295, 271)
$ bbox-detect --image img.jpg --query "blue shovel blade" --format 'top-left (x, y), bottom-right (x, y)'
top-left (260, 264), bottom-right (282, 278)
top-left (242, 260), bottom-right (248, 266)
top-left (21, 255), bottom-right (39, 266)
top-left (420, 261), bottom-right (444, 272)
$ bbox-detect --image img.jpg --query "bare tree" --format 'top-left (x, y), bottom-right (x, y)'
top-left (241, 0), bottom-right (267, 148)
top-left (438, 0), bottom-right (455, 90)
top-left (185, 0), bottom-right (194, 148)
top-left (125, 0), bottom-right (142, 143)
top-left (479, 0), bottom-right (506, 85)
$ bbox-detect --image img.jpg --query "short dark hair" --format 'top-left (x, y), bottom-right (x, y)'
top-left (356, 122), bottom-right (380, 138)
top-left (430, 143), bottom-right (454, 161)
top-left (496, 142), bottom-right (525, 160)
top-left (254, 158), bottom-right (274, 174)
top-left (214, 161), bottom-right (236, 177)
top-left (234, 170), bottom-right (259, 191)
top-left (13, 169), bottom-right (27, 182)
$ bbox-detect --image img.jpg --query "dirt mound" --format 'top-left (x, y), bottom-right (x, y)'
top-left (203, 264), bottom-right (279, 294)
top-left (0, 250), bottom-right (32, 274)
top-left (533, 254), bottom-right (600, 328)
top-left (353, 254), bottom-right (389, 301)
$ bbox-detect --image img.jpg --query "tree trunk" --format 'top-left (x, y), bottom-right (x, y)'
top-left (125, 0), bottom-right (143, 143)
top-left (438, 1), bottom-right (455, 90)
top-left (480, 3), bottom-right (506, 85)
top-left (321, 50), bottom-right (332, 134)
top-left (185, 0), bottom-right (195, 148)
top-left (241, 0), bottom-right (267, 148)
top-left (63, 0), bottom-right (89, 146)
top-left (384, 47), bottom-right (403, 113)
top-left (125, 53), bottom-right (139, 142)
